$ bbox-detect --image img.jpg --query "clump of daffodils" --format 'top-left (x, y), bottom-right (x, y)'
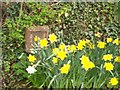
top-left (80, 55), bottom-right (95, 71)
top-left (25, 33), bottom-right (120, 88)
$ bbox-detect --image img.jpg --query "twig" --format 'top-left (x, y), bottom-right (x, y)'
top-left (19, 1), bottom-right (23, 18)
top-left (50, 2), bottom-right (59, 7)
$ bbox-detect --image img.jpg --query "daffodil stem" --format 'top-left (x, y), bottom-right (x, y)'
top-left (109, 71), bottom-right (114, 77)
top-left (33, 54), bottom-right (54, 68)
top-left (33, 60), bottom-right (41, 68)
top-left (48, 73), bottom-right (61, 88)
top-left (46, 54), bottom-right (54, 61)
top-left (39, 76), bottom-right (50, 88)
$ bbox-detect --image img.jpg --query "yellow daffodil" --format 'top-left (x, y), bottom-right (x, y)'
top-left (115, 56), bottom-right (120, 62)
top-left (95, 32), bottom-right (101, 38)
top-left (77, 43), bottom-right (84, 50)
top-left (77, 39), bottom-right (86, 51)
top-left (104, 62), bottom-right (114, 71)
top-left (85, 39), bottom-right (90, 44)
top-left (48, 33), bottom-right (57, 43)
top-left (60, 64), bottom-right (70, 74)
top-left (80, 55), bottom-right (90, 64)
top-left (113, 38), bottom-right (119, 45)
top-left (34, 36), bottom-right (38, 42)
top-left (82, 62), bottom-right (90, 70)
top-left (28, 54), bottom-right (36, 63)
top-left (53, 48), bottom-right (59, 55)
top-left (57, 50), bottom-right (67, 60)
top-left (85, 39), bottom-right (95, 49)
top-left (80, 55), bottom-right (95, 70)
top-left (82, 61), bottom-right (95, 71)
top-left (59, 43), bottom-right (66, 50)
top-left (107, 38), bottom-right (113, 43)
top-left (109, 77), bottom-right (118, 86)
top-left (89, 62), bottom-right (95, 69)
top-left (97, 41), bottom-right (106, 48)
top-left (67, 44), bottom-right (76, 52)
top-left (67, 46), bottom-right (71, 51)
top-left (102, 54), bottom-right (113, 61)
top-left (40, 38), bottom-right (48, 48)
top-left (34, 36), bottom-right (40, 42)
top-left (88, 42), bottom-right (95, 49)
top-left (52, 57), bottom-right (58, 64)
top-left (78, 40), bottom-right (86, 46)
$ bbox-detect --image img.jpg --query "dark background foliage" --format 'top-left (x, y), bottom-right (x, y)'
top-left (1, 2), bottom-right (120, 88)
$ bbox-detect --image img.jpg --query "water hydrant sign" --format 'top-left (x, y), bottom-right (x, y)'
top-left (25, 26), bottom-right (49, 52)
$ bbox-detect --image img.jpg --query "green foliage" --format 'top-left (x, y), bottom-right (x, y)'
top-left (2, 2), bottom-right (61, 61)
top-left (52, 2), bottom-right (119, 44)
top-left (2, 2), bottom-right (119, 88)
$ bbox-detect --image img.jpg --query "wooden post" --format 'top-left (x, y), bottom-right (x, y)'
top-left (25, 25), bottom-right (49, 52)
